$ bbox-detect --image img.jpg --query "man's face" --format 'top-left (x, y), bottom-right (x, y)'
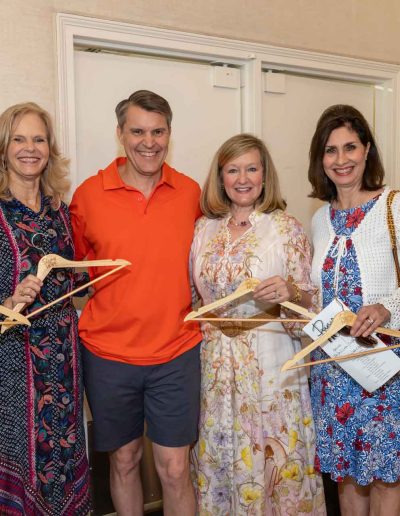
top-left (117, 105), bottom-right (170, 179)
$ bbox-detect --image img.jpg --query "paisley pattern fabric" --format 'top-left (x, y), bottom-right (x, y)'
top-left (311, 196), bottom-right (400, 486)
top-left (0, 196), bottom-right (90, 515)
top-left (191, 211), bottom-right (326, 515)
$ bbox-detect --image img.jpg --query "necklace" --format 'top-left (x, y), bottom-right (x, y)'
top-left (228, 216), bottom-right (250, 227)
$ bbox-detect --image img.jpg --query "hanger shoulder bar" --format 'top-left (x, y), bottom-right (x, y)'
top-left (185, 278), bottom-right (260, 321)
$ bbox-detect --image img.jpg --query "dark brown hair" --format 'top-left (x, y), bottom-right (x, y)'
top-left (115, 90), bottom-right (173, 129)
top-left (308, 104), bottom-right (385, 201)
top-left (201, 133), bottom-right (286, 218)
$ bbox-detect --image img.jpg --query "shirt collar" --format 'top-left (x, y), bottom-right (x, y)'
top-left (159, 162), bottom-right (177, 189)
top-left (102, 158), bottom-right (176, 191)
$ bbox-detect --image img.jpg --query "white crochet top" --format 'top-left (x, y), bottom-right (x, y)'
top-left (311, 187), bottom-right (400, 329)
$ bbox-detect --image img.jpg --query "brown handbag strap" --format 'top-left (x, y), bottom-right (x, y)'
top-left (387, 189), bottom-right (400, 287)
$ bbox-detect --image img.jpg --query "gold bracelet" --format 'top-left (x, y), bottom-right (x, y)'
top-left (289, 282), bottom-right (302, 304)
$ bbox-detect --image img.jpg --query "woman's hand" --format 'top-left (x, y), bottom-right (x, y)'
top-left (253, 275), bottom-right (294, 304)
top-left (350, 303), bottom-right (391, 338)
top-left (5, 275), bottom-right (43, 309)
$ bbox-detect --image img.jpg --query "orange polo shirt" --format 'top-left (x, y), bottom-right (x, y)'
top-left (70, 158), bottom-right (201, 365)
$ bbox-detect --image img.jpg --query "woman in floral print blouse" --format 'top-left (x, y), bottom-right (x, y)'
top-left (190, 133), bottom-right (326, 515)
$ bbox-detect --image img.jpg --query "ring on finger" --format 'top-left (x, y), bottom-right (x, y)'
top-left (366, 316), bottom-right (374, 325)
top-left (275, 290), bottom-right (279, 299)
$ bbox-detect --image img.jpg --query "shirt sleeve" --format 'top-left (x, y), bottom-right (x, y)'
top-left (279, 213), bottom-right (317, 337)
top-left (69, 188), bottom-right (91, 261)
top-left (189, 216), bottom-right (207, 308)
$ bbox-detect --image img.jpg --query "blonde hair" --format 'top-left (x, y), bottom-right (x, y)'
top-left (0, 102), bottom-right (70, 208)
top-left (201, 133), bottom-right (286, 218)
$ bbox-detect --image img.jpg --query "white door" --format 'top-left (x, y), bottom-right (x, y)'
top-left (262, 72), bottom-right (375, 234)
top-left (74, 49), bottom-right (242, 188)
top-left (74, 50), bottom-right (378, 233)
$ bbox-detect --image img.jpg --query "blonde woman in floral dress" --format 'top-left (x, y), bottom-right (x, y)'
top-left (191, 134), bottom-right (326, 515)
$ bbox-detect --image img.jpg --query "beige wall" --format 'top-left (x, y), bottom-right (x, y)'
top-left (1, 0), bottom-right (399, 115)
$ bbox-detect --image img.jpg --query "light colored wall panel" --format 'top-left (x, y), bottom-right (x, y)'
top-left (74, 50), bottom-right (241, 187)
top-left (262, 73), bottom-right (375, 234)
top-left (1, 0), bottom-right (400, 116)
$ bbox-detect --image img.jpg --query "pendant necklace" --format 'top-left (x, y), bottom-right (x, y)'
top-left (229, 216), bottom-right (250, 227)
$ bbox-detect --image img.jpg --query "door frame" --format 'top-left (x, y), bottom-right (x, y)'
top-left (56, 13), bottom-right (400, 189)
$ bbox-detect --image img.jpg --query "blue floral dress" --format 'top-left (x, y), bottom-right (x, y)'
top-left (0, 196), bottom-right (91, 515)
top-left (310, 196), bottom-right (400, 485)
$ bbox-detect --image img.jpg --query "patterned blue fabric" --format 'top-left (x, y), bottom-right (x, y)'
top-left (0, 196), bottom-right (90, 515)
top-left (311, 196), bottom-right (400, 485)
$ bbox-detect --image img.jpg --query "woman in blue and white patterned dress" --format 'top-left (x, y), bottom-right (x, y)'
top-left (308, 104), bottom-right (400, 516)
top-left (0, 102), bottom-right (90, 515)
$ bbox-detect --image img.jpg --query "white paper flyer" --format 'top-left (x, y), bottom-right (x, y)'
top-left (303, 299), bottom-right (400, 392)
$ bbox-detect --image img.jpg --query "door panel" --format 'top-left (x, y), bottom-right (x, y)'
top-left (74, 50), bottom-right (241, 188)
top-left (74, 49), bottom-right (243, 513)
top-left (262, 72), bottom-right (375, 234)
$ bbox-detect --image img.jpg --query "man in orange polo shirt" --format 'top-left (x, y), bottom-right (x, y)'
top-left (70, 90), bottom-right (202, 515)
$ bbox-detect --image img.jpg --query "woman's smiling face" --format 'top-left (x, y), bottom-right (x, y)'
top-left (322, 125), bottom-right (370, 192)
top-left (221, 148), bottom-right (264, 209)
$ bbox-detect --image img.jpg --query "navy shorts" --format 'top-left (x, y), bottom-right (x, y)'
top-left (82, 343), bottom-right (201, 452)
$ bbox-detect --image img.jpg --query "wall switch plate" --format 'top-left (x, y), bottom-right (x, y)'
top-left (212, 66), bottom-right (240, 89)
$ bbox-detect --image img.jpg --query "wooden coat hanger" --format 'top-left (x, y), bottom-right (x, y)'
top-left (2, 257), bottom-right (131, 331)
top-left (191, 317), bottom-right (310, 323)
top-left (184, 278), bottom-right (259, 322)
top-left (0, 305), bottom-right (31, 327)
top-left (184, 278), bottom-right (315, 323)
top-left (284, 341), bottom-right (400, 370)
top-left (281, 310), bottom-right (400, 371)
top-left (11, 254), bottom-right (128, 314)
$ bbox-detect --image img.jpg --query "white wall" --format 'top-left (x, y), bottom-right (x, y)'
top-left (1, 0), bottom-right (400, 116)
